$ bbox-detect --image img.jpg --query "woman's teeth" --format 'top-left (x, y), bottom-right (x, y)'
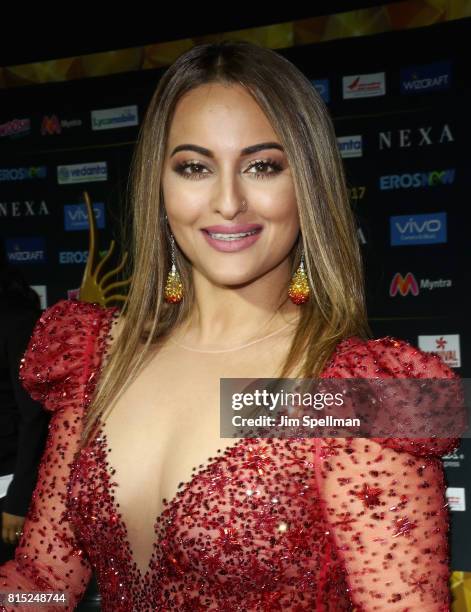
top-left (207, 230), bottom-right (259, 241)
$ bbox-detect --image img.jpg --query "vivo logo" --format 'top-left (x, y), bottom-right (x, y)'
top-left (390, 213), bottom-right (447, 245)
top-left (64, 202), bottom-right (105, 231)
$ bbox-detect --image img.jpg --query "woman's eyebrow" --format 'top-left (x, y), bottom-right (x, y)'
top-left (170, 142), bottom-right (284, 158)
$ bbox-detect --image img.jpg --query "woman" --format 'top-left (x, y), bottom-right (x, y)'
top-left (0, 40), bottom-right (461, 611)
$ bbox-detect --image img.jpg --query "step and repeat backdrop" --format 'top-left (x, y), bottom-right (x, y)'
top-left (1, 13), bottom-right (470, 606)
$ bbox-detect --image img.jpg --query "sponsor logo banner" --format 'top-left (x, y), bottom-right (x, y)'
top-left (390, 212), bottom-right (447, 246)
top-left (338, 135), bottom-right (362, 158)
top-left (343, 72), bottom-right (386, 99)
top-left (91, 105), bottom-right (139, 130)
top-left (64, 202), bottom-right (105, 231)
top-left (400, 60), bottom-right (452, 94)
top-left (57, 162), bottom-right (107, 184)
top-left (5, 237), bottom-right (46, 264)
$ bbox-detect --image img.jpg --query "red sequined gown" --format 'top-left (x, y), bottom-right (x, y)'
top-left (0, 298), bottom-right (461, 611)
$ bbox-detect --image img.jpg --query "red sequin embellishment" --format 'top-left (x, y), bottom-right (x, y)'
top-left (0, 300), bottom-right (461, 610)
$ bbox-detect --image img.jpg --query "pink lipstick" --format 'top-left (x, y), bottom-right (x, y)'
top-left (201, 224), bottom-right (263, 253)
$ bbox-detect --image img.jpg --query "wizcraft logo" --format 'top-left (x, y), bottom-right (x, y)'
top-left (5, 237), bottom-right (46, 264)
top-left (389, 272), bottom-right (419, 296)
top-left (400, 61), bottom-right (451, 95)
top-left (389, 272), bottom-right (452, 296)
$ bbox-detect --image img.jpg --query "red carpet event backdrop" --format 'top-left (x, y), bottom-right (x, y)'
top-left (0, 3), bottom-right (470, 608)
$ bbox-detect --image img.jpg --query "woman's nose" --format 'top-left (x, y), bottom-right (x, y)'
top-left (209, 169), bottom-right (248, 217)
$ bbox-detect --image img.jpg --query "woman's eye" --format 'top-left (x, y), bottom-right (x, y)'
top-left (174, 161), bottom-right (209, 180)
top-left (174, 159), bottom-right (283, 181)
top-left (246, 159), bottom-right (283, 180)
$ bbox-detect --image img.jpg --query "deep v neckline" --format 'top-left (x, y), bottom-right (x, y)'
top-left (94, 418), bottom-right (248, 580)
top-left (91, 309), bottom-right (249, 579)
top-left (91, 305), bottom-right (353, 581)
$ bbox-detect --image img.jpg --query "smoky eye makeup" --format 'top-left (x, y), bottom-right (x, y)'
top-left (172, 157), bottom-right (285, 181)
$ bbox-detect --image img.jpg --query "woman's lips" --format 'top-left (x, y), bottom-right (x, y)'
top-left (202, 223), bottom-right (262, 233)
top-left (201, 228), bottom-right (263, 252)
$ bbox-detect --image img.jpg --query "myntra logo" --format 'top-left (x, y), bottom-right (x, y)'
top-left (41, 115), bottom-right (62, 135)
top-left (389, 272), bottom-right (419, 296)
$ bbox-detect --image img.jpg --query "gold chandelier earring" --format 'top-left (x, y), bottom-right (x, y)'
top-left (288, 250), bottom-right (310, 305)
top-left (164, 219), bottom-right (184, 304)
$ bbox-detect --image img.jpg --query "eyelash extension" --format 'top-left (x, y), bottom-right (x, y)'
top-left (173, 158), bottom-right (284, 181)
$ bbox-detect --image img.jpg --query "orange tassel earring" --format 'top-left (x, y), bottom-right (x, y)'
top-left (288, 251), bottom-right (310, 305)
top-left (164, 232), bottom-right (183, 304)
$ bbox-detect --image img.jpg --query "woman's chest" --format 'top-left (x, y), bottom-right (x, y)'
top-left (63, 336), bottom-right (348, 607)
top-left (66, 431), bottom-right (331, 594)
top-left (88, 337), bottom-right (296, 517)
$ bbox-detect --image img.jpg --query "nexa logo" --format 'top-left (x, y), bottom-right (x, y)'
top-left (379, 124), bottom-right (454, 150)
top-left (0, 200), bottom-right (50, 218)
top-left (41, 115), bottom-right (61, 135)
top-left (389, 272), bottom-right (419, 296)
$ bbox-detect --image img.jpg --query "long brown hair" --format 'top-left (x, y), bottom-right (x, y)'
top-left (78, 39), bottom-right (372, 448)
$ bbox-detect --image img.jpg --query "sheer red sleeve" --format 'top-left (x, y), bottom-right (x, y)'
top-left (0, 299), bottom-right (110, 611)
top-left (314, 336), bottom-right (462, 611)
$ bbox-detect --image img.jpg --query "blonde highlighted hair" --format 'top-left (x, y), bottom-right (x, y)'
top-left (78, 39), bottom-right (372, 448)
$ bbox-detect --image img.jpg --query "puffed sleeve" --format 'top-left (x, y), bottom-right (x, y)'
top-left (0, 298), bottom-right (117, 611)
top-left (314, 335), bottom-right (464, 611)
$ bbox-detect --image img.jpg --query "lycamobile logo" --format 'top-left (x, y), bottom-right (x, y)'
top-left (91, 105), bottom-right (139, 130)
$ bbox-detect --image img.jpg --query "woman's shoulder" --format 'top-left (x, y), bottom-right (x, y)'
top-left (320, 334), bottom-right (462, 458)
top-left (19, 298), bottom-right (120, 412)
top-left (322, 334), bottom-right (458, 380)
